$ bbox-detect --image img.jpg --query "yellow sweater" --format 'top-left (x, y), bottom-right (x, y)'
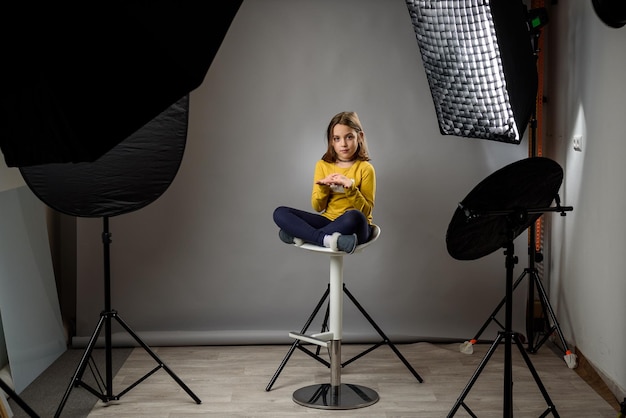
top-left (311, 160), bottom-right (376, 224)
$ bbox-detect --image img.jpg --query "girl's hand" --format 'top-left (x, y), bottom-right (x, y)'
top-left (317, 173), bottom-right (352, 188)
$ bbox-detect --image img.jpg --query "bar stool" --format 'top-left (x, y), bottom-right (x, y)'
top-left (266, 225), bottom-right (423, 410)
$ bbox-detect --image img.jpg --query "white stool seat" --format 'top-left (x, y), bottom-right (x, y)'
top-left (296, 224), bottom-right (381, 254)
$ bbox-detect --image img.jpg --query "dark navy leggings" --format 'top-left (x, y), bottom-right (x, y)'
top-left (273, 206), bottom-right (371, 247)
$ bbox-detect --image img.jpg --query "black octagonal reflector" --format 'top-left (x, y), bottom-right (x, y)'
top-left (19, 96), bottom-right (188, 218)
top-left (1, 1), bottom-right (242, 167)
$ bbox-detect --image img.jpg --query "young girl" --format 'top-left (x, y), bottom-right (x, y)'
top-left (273, 111), bottom-right (376, 254)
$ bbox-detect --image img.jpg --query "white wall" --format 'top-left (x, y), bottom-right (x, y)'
top-left (546, 0), bottom-right (626, 401)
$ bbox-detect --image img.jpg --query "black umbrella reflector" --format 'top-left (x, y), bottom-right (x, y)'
top-left (19, 96), bottom-right (188, 218)
top-left (405, 0), bottom-right (538, 144)
top-left (1, 1), bottom-right (243, 167)
top-left (446, 157), bottom-right (563, 261)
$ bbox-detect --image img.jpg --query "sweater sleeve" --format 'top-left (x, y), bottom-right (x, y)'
top-left (344, 162), bottom-right (376, 222)
top-left (311, 160), bottom-right (330, 213)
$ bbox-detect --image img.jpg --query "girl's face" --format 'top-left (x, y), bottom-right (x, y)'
top-left (331, 123), bottom-right (359, 161)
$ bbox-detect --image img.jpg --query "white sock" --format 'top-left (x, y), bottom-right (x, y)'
top-left (323, 235), bottom-right (332, 247)
top-left (323, 232), bottom-right (341, 250)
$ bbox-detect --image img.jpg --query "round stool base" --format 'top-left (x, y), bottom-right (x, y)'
top-left (292, 383), bottom-right (379, 410)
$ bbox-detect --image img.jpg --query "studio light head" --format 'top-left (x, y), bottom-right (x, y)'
top-left (405, 0), bottom-right (540, 144)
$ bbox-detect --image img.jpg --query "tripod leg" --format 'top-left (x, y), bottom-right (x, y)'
top-left (59, 217), bottom-right (200, 412)
top-left (265, 286), bottom-right (330, 391)
top-left (448, 333), bottom-right (504, 417)
top-left (111, 313), bottom-right (201, 404)
top-left (531, 272), bottom-right (577, 367)
top-left (342, 285), bottom-right (423, 383)
top-left (513, 333), bottom-right (560, 417)
top-left (55, 314), bottom-right (107, 418)
top-left (460, 270), bottom-right (528, 354)
top-left (2, 378), bottom-right (39, 418)
top-left (529, 272), bottom-right (573, 356)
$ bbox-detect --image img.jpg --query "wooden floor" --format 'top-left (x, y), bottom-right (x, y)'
top-left (80, 341), bottom-right (618, 417)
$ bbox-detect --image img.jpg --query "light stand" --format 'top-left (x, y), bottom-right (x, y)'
top-left (448, 222), bottom-right (559, 417)
top-left (523, 105), bottom-right (572, 358)
top-left (446, 156), bottom-right (572, 417)
top-left (18, 96), bottom-right (201, 416)
top-left (459, 12), bottom-right (576, 368)
top-left (523, 12), bottom-right (573, 358)
top-left (54, 217), bottom-right (201, 417)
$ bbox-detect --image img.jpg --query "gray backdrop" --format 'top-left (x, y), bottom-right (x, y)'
top-left (74, 0), bottom-right (532, 346)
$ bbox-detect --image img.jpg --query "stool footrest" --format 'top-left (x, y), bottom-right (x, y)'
top-left (289, 332), bottom-right (332, 347)
top-left (311, 331), bottom-right (333, 340)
